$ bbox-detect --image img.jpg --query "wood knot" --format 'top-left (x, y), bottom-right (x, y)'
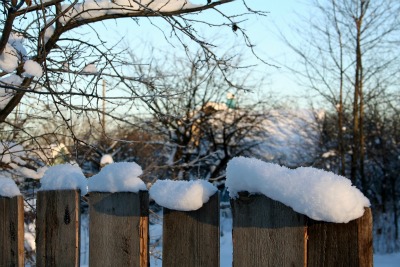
top-left (64, 205), bottom-right (71, 225)
top-left (9, 222), bottom-right (16, 241)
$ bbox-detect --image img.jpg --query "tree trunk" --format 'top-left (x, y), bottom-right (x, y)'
top-left (351, 1), bottom-right (366, 186)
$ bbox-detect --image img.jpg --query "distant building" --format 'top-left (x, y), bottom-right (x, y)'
top-left (226, 92), bottom-right (237, 109)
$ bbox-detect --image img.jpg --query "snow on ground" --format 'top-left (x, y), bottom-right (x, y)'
top-left (88, 162), bottom-right (146, 192)
top-left (149, 179), bottom-right (217, 211)
top-left (205, 108), bottom-right (322, 168)
top-left (226, 157), bottom-right (370, 223)
top-left (0, 176), bottom-right (21, 197)
top-left (374, 211), bottom-right (400, 253)
top-left (374, 253), bottom-right (400, 267)
top-left (145, 203), bottom-right (233, 267)
top-left (24, 222), bottom-right (36, 252)
top-left (80, 213), bottom-right (90, 265)
top-left (257, 109), bottom-right (322, 167)
top-left (39, 163), bottom-right (88, 195)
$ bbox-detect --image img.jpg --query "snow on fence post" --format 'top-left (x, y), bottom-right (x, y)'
top-left (231, 193), bottom-right (307, 267)
top-left (307, 207), bottom-right (373, 267)
top-left (89, 191), bottom-right (149, 267)
top-left (227, 157), bottom-right (373, 267)
top-left (0, 195), bottom-right (24, 267)
top-left (162, 193), bottom-right (220, 267)
top-left (231, 193), bottom-right (373, 267)
top-left (36, 189), bottom-right (81, 267)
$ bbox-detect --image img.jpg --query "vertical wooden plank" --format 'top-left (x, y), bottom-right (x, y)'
top-left (163, 193), bottom-right (220, 267)
top-left (89, 191), bottom-right (149, 267)
top-left (0, 195), bottom-right (24, 267)
top-left (358, 208), bottom-right (373, 267)
top-left (231, 193), bottom-right (306, 267)
top-left (139, 191), bottom-right (150, 267)
top-left (36, 190), bottom-right (80, 267)
top-left (307, 207), bottom-right (373, 267)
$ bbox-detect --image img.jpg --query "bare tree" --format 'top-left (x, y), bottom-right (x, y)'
top-left (281, 0), bottom-right (400, 188)
top-left (0, 0), bottom-right (271, 177)
top-left (0, 3), bottom-right (272, 262)
top-left (125, 48), bottom-right (275, 184)
top-left (0, 0), bottom-right (268, 131)
top-left (281, 0), bottom-right (400, 252)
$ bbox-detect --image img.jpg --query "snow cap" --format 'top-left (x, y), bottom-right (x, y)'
top-left (40, 163), bottom-right (88, 195)
top-left (226, 157), bottom-right (370, 223)
top-left (100, 154), bottom-right (114, 166)
top-left (88, 162), bottom-right (146, 193)
top-left (0, 177), bottom-right (21, 197)
top-left (149, 179), bottom-right (218, 211)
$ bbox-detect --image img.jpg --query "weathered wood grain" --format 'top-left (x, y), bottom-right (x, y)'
top-left (231, 193), bottom-right (306, 267)
top-left (307, 207), bottom-right (373, 267)
top-left (0, 195), bottom-right (24, 267)
top-left (36, 190), bottom-right (81, 267)
top-left (89, 191), bottom-right (149, 267)
top-left (358, 208), bottom-right (373, 267)
top-left (162, 193), bottom-right (220, 267)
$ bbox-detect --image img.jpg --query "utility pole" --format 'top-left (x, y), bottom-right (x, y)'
top-left (102, 79), bottom-right (106, 134)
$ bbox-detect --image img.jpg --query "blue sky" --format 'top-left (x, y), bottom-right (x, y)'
top-left (86, 1), bottom-right (307, 99)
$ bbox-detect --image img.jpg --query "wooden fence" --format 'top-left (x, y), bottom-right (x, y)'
top-left (1, 190), bottom-right (372, 267)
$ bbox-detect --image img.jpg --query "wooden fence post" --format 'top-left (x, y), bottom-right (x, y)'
top-left (231, 193), bottom-right (306, 267)
top-left (36, 190), bottom-right (81, 267)
top-left (162, 193), bottom-right (220, 267)
top-left (307, 207), bottom-right (373, 267)
top-left (0, 195), bottom-right (24, 267)
top-left (89, 191), bottom-right (149, 267)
